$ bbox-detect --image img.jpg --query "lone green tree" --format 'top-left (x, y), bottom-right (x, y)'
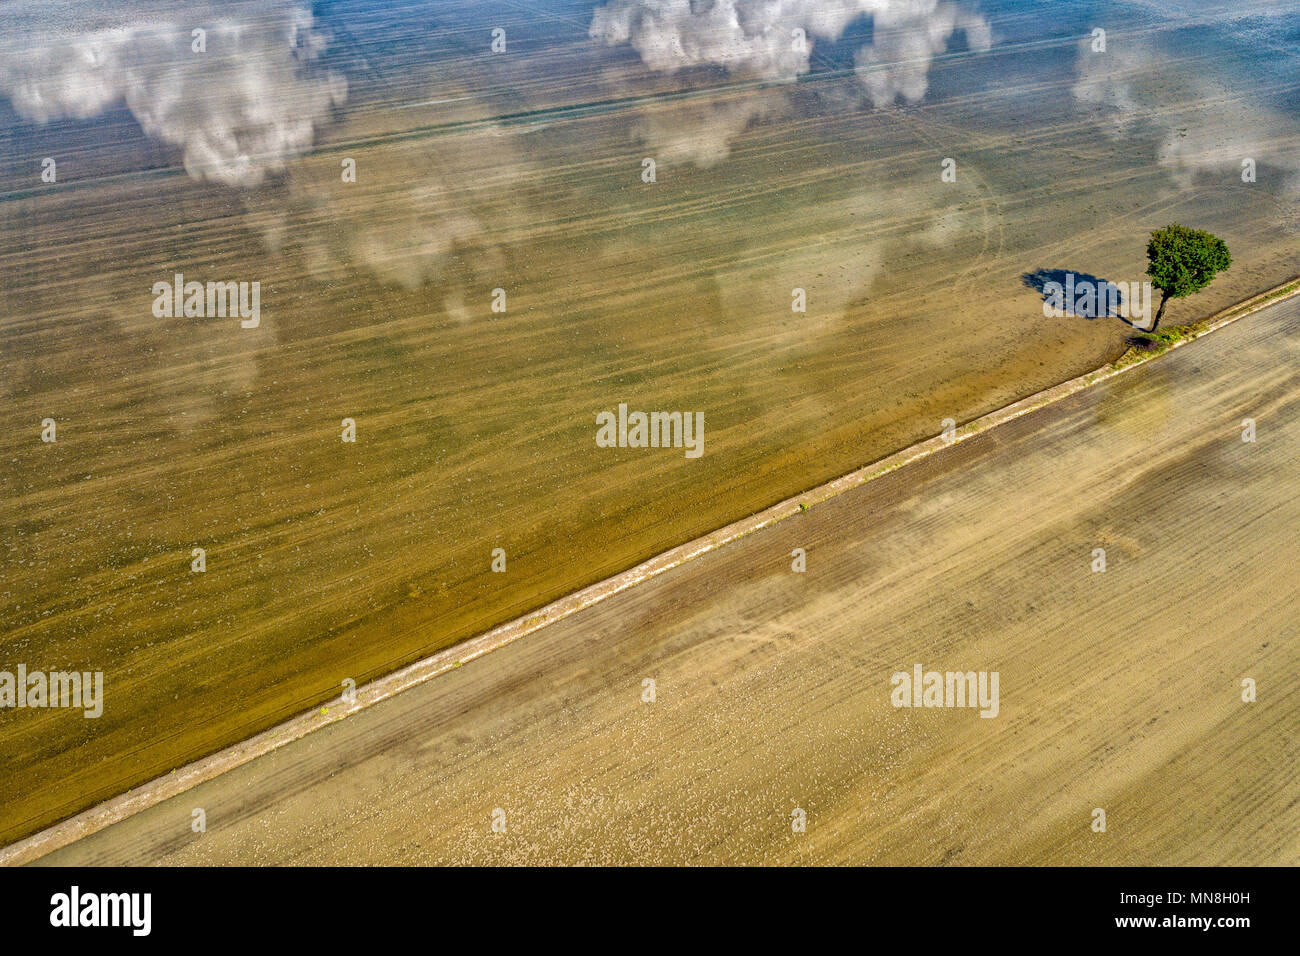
top-left (1145, 224), bottom-right (1231, 331)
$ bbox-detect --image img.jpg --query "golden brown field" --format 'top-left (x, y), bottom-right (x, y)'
top-left (2, 0), bottom-right (1298, 847)
top-left (33, 293), bottom-right (1300, 866)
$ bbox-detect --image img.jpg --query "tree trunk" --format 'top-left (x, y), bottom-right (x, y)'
top-left (1150, 291), bottom-right (1169, 331)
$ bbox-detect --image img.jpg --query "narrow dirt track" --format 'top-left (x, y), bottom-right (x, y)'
top-left (36, 296), bottom-right (1300, 866)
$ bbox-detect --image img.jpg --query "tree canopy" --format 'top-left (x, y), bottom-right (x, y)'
top-left (1144, 224), bottom-right (1231, 329)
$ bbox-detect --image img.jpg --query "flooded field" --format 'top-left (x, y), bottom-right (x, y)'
top-left (2, 0), bottom-right (1298, 843)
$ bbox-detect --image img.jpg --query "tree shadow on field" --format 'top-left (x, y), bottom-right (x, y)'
top-left (1022, 268), bottom-right (1152, 330)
